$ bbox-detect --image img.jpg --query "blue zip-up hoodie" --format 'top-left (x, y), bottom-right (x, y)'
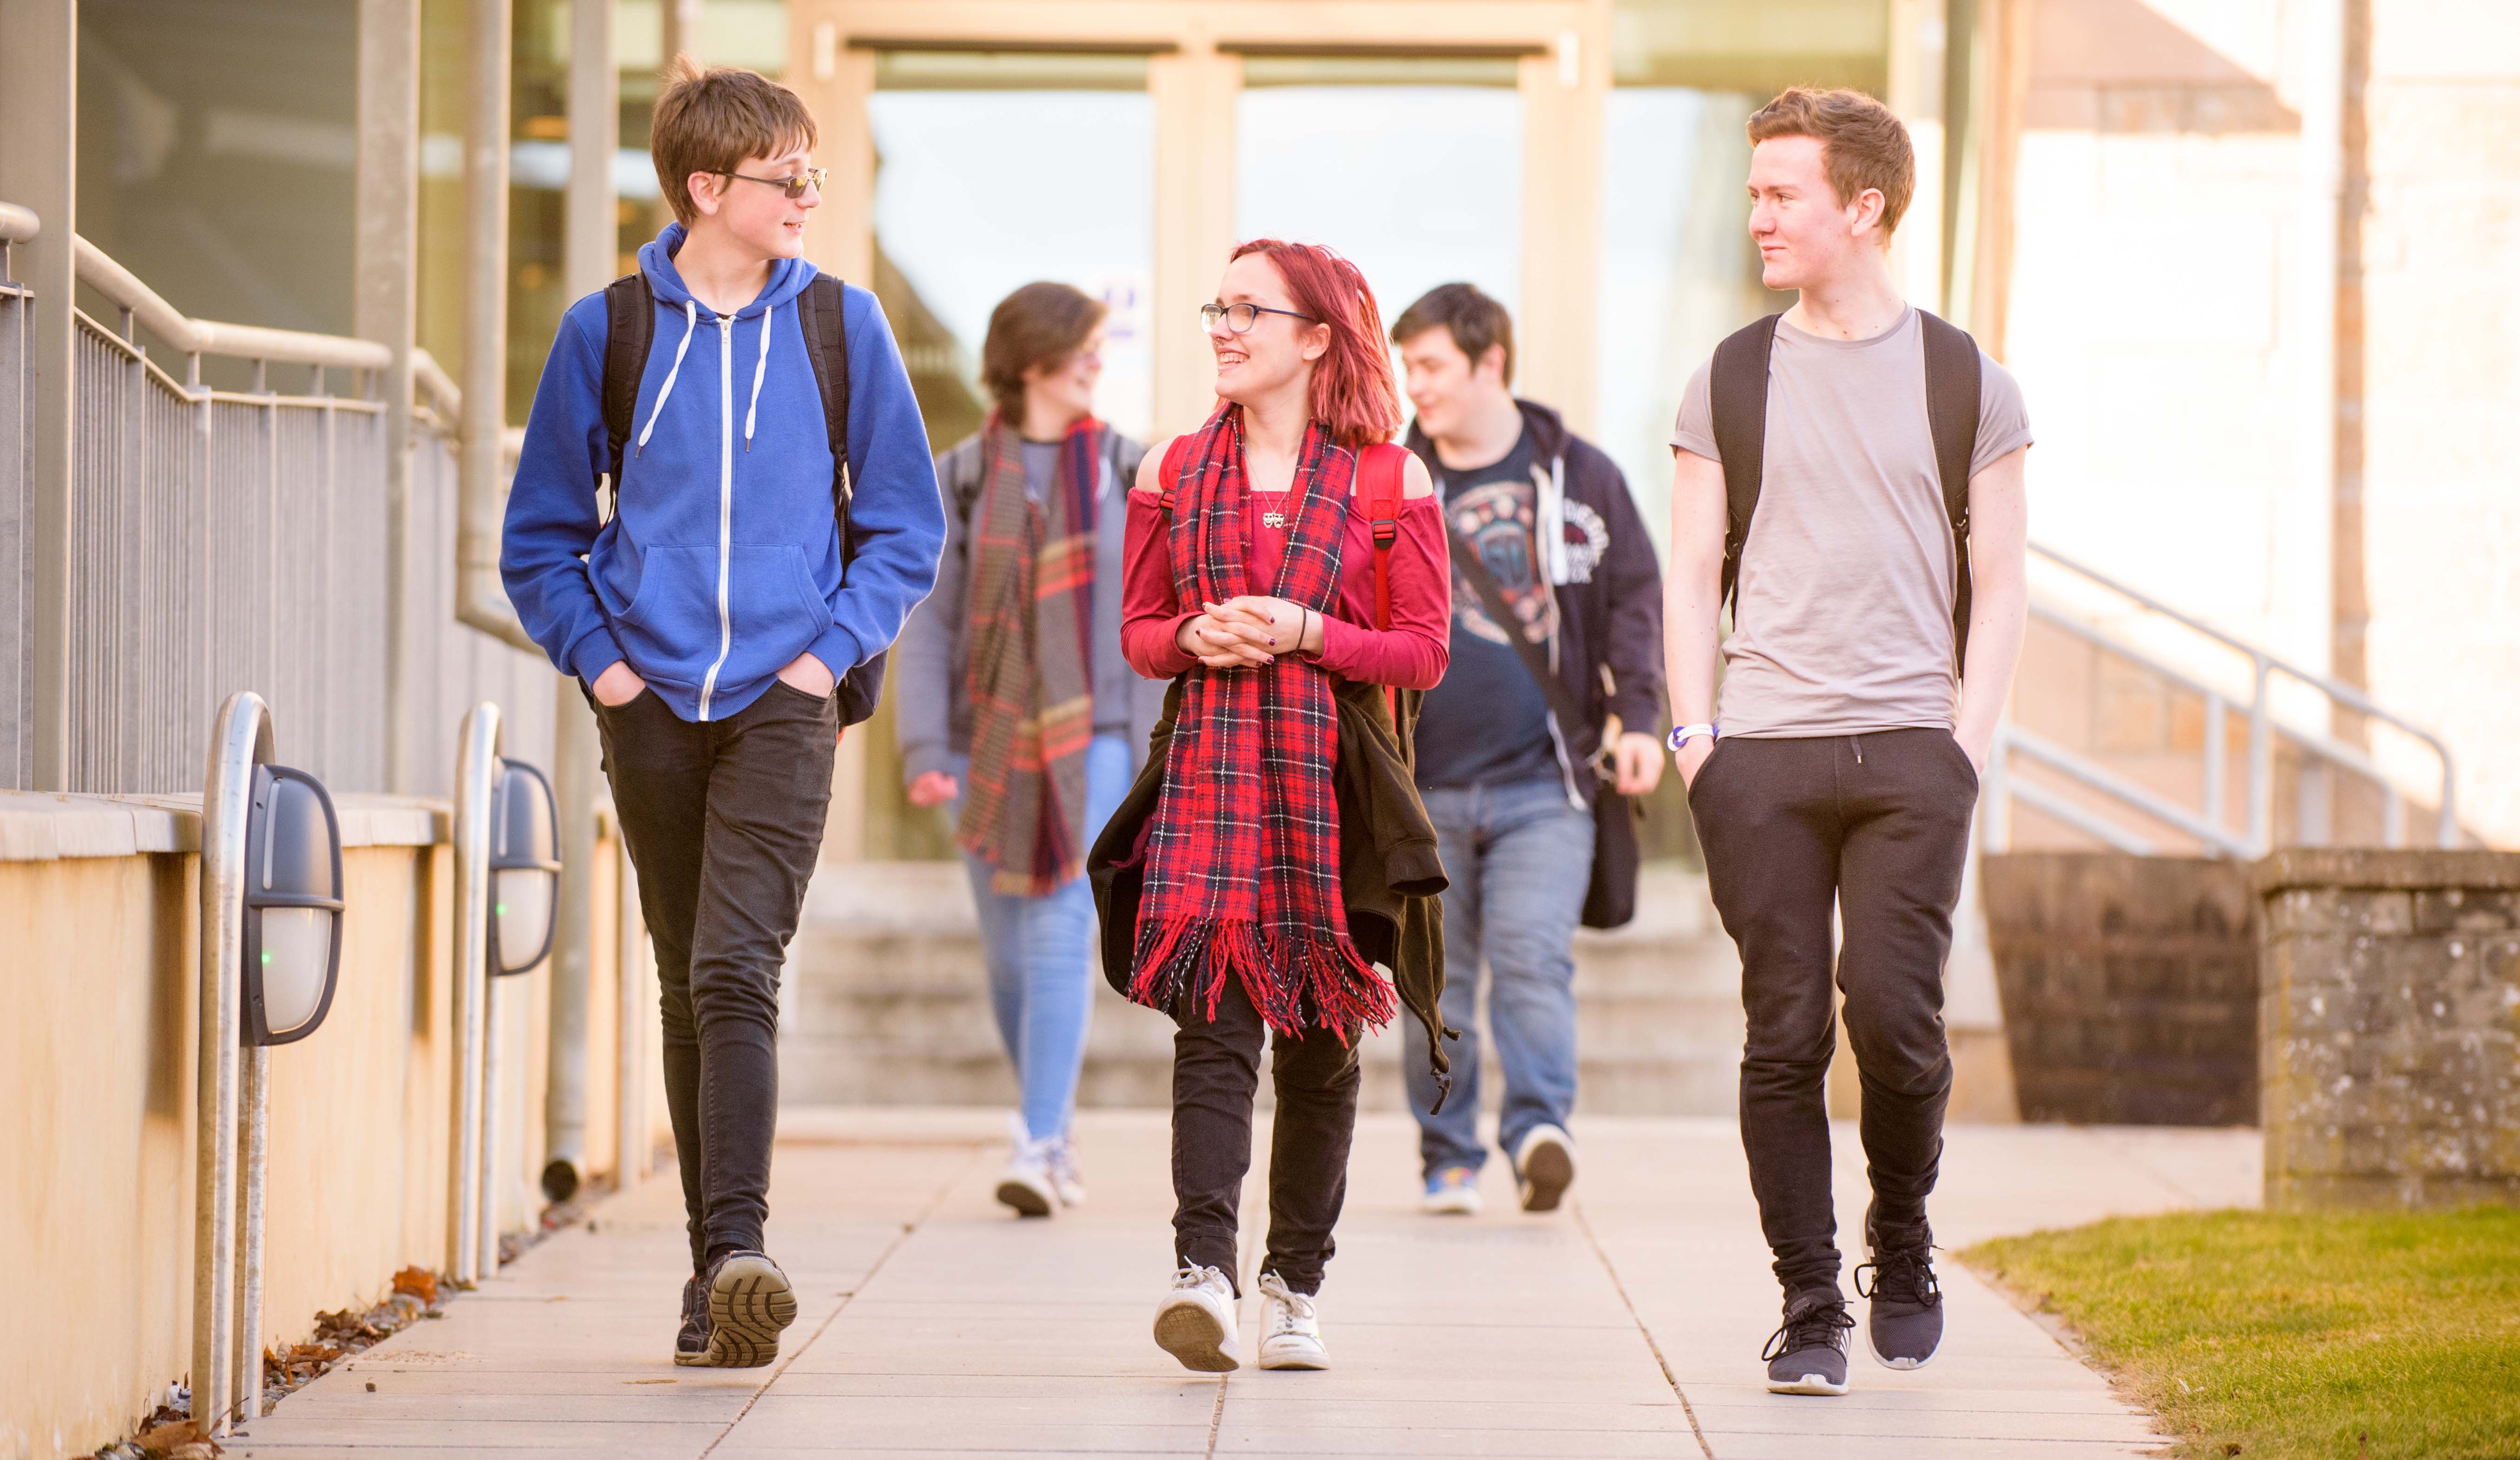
top-left (502, 223), bottom-right (944, 723)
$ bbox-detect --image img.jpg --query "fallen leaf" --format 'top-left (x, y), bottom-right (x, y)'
top-left (390, 1266), bottom-right (440, 1305)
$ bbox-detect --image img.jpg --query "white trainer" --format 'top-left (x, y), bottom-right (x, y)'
top-left (1045, 1134), bottom-right (1088, 1209)
top-left (993, 1122), bottom-right (1057, 1218)
top-left (1256, 1271), bottom-right (1328, 1370)
top-left (1154, 1264), bottom-right (1241, 1372)
top-left (1513, 1125), bottom-right (1577, 1212)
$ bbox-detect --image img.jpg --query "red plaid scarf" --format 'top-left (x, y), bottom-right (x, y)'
top-left (1129, 405), bottom-right (1398, 1036)
top-left (958, 414), bottom-right (1101, 896)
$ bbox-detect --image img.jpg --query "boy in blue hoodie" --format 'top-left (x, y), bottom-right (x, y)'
top-left (502, 58), bottom-right (943, 1368)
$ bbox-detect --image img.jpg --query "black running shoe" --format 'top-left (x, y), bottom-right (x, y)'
top-left (701, 1250), bottom-right (799, 1368)
top-left (1855, 1202), bottom-right (1944, 1370)
top-left (672, 1272), bottom-right (710, 1366)
top-left (1761, 1293), bottom-right (1855, 1396)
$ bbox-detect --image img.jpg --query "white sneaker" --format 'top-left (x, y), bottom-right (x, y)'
top-left (1422, 1165), bottom-right (1483, 1216)
top-left (1512, 1125), bottom-right (1577, 1212)
top-left (1256, 1271), bottom-right (1328, 1370)
top-left (1154, 1264), bottom-right (1240, 1372)
top-left (994, 1128), bottom-right (1057, 1218)
top-left (1045, 1134), bottom-right (1087, 1209)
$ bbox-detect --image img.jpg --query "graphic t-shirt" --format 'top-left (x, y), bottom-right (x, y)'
top-left (1413, 430), bottom-right (1561, 790)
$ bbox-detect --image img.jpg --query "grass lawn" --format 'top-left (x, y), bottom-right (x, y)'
top-left (1962, 1206), bottom-right (2520, 1460)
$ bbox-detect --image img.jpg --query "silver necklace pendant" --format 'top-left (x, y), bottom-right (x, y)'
top-left (1261, 509), bottom-right (1288, 529)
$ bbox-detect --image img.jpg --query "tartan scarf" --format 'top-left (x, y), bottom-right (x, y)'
top-left (958, 413), bottom-right (1101, 896)
top-left (1129, 404), bottom-right (1398, 1037)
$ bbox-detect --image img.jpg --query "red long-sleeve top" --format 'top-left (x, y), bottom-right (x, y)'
top-left (1120, 482), bottom-right (1451, 689)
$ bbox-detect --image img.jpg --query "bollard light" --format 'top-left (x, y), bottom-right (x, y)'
top-left (489, 759), bottom-right (561, 976)
top-left (241, 764), bottom-right (345, 1045)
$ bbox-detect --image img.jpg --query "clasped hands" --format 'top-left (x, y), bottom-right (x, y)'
top-left (1176, 596), bottom-right (1325, 670)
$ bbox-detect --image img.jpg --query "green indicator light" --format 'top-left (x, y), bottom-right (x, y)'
top-left (261, 952), bottom-right (271, 964)
top-left (495, 903), bottom-right (507, 916)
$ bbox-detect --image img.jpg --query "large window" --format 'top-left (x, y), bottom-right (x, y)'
top-left (1236, 57), bottom-right (1523, 366)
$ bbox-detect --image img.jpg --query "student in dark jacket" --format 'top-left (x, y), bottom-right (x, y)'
top-left (892, 282), bottom-right (1159, 1220)
top-left (1114, 239), bottom-right (1448, 1377)
top-left (1391, 283), bottom-right (1666, 1218)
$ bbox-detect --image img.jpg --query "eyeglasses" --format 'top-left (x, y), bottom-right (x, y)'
top-left (713, 166), bottom-right (828, 201)
top-left (1199, 301), bottom-right (1316, 334)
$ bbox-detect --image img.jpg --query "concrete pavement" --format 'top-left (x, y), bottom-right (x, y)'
top-left (231, 1108), bottom-right (2255, 1459)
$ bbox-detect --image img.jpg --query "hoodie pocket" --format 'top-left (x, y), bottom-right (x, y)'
top-left (612, 542), bottom-right (831, 694)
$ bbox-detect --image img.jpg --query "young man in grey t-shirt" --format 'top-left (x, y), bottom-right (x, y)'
top-left (1663, 88), bottom-right (2031, 1396)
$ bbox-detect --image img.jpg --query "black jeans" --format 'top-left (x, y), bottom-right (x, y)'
top-left (594, 681), bottom-right (836, 1271)
top-left (1686, 728), bottom-right (1975, 1303)
top-left (1170, 976), bottom-right (1362, 1296)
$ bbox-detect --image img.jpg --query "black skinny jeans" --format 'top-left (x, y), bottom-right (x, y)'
top-left (594, 680), bottom-right (836, 1271)
top-left (1170, 976), bottom-right (1362, 1297)
top-left (1687, 728), bottom-right (1975, 1303)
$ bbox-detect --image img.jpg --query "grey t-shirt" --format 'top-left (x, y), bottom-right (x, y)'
top-left (1671, 308), bottom-right (2031, 737)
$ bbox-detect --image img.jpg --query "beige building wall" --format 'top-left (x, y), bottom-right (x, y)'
top-left (0, 799), bottom-right (653, 1460)
top-left (2358, 1), bottom-right (2520, 845)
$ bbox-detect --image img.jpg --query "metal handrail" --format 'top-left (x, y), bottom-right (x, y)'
top-left (2002, 541), bottom-right (2460, 854)
top-left (413, 346), bottom-right (462, 421)
top-left (74, 236), bottom-right (393, 373)
top-left (0, 202), bottom-right (38, 243)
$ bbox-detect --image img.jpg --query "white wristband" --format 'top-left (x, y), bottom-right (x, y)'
top-left (1667, 722), bottom-right (1718, 752)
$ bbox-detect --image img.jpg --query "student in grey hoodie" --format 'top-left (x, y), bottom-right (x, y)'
top-left (501, 59), bottom-right (943, 1369)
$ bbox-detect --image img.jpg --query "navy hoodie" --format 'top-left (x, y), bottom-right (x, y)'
top-left (502, 223), bottom-right (944, 723)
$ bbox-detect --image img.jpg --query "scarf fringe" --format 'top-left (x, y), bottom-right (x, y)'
top-left (1129, 915), bottom-right (1398, 1040)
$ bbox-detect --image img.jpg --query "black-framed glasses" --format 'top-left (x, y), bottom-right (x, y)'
top-left (714, 166), bottom-right (828, 200)
top-left (1199, 301), bottom-right (1316, 334)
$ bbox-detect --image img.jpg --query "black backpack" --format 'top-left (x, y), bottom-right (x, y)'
top-left (1708, 309), bottom-right (1982, 673)
top-left (599, 271), bottom-right (885, 727)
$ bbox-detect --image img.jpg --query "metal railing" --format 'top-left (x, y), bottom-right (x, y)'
top-left (0, 207), bottom-right (554, 795)
top-left (1, 210), bottom-right (35, 790)
top-left (1984, 543), bottom-right (2460, 858)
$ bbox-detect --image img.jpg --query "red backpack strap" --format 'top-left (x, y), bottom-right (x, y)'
top-left (1358, 443), bottom-right (1407, 631)
top-left (1159, 432), bottom-right (1194, 516)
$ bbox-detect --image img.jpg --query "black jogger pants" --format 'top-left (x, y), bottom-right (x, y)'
top-left (1686, 728), bottom-right (1976, 1303)
top-left (594, 680), bottom-right (836, 1272)
top-left (1170, 976), bottom-right (1363, 1296)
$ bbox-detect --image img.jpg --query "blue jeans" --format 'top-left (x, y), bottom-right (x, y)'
top-left (953, 733), bottom-right (1133, 1142)
top-left (1403, 777), bottom-right (1595, 1178)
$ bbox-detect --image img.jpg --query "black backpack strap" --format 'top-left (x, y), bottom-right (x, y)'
top-left (1707, 313), bottom-right (1780, 618)
top-left (1917, 310), bottom-right (1982, 675)
top-left (796, 274), bottom-right (853, 542)
top-left (599, 273), bottom-right (654, 518)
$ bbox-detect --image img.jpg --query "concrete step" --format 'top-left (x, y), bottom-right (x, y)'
top-left (781, 861), bottom-right (1746, 1116)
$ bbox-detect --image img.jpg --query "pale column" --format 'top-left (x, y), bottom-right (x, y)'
top-left (0, 0), bottom-right (75, 790)
top-left (1149, 41), bottom-right (1240, 438)
top-left (1886, 0), bottom-right (1949, 312)
top-left (1516, 17), bottom-right (1608, 433)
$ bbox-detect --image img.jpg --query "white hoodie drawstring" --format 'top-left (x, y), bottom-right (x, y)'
top-left (636, 299), bottom-right (699, 455)
top-left (743, 301), bottom-right (773, 450)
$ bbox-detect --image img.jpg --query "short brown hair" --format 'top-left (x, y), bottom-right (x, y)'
top-left (1390, 282), bottom-right (1515, 386)
top-left (981, 283), bottom-right (1107, 430)
top-left (1747, 87), bottom-right (1915, 239)
top-left (650, 54), bottom-right (818, 226)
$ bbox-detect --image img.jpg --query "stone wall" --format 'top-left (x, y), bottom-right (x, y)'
top-left (2259, 849), bottom-right (2520, 1210)
top-left (1982, 852), bottom-right (2259, 1124)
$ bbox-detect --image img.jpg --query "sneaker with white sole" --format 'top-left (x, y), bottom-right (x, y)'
top-left (1422, 1165), bottom-right (1482, 1216)
top-left (1761, 1293), bottom-right (1855, 1396)
top-left (1255, 1271), bottom-right (1328, 1370)
top-left (994, 1128), bottom-right (1058, 1218)
top-left (700, 1249), bottom-right (798, 1368)
top-left (1512, 1125), bottom-right (1577, 1212)
top-left (1855, 1200), bottom-right (1944, 1369)
top-left (1045, 1135), bottom-right (1088, 1209)
top-left (1153, 1264), bottom-right (1240, 1372)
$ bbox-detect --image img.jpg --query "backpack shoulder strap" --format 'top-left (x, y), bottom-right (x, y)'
top-left (600, 273), bottom-right (654, 515)
top-left (1158, 432), bottom-right (1194, 517)
top-left (1917, 309), bottom-right (1982, 674)
top-left (1358, 442), bottom-right (1407, 631)
top-left (1707, 312), bottom-right (1780, 617)
top-left (796, 275), bottom-right (853, 557)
